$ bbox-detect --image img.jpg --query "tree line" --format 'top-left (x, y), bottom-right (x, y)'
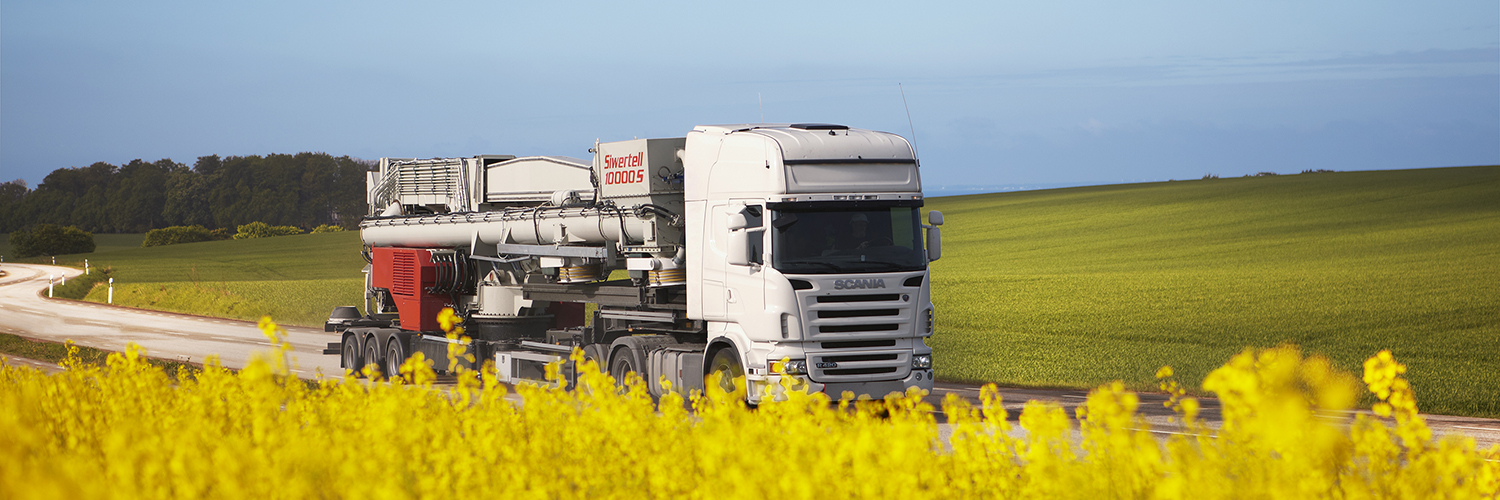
top-left (0, 153), bottom-right (373, 234)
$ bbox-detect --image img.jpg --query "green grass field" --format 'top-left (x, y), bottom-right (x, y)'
top-left (925, 166), bottom-right (1499, 417)
top-left (0, 232), bottom-right (145, 262)
top-left (41, 232), bottom-right (366, 327)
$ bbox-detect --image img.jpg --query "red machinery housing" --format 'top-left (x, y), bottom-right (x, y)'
top-left (371, 247), bottom-right (454, 332)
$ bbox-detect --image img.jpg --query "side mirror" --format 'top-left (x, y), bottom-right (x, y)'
top-left (925, 211), bottom-right (943, 261)
top-left (926, 226), bottom-right (942, 262)
top-left (728, 230), bottom-right (750, 266)
top-left (728, 213), bottom-right (748, 231)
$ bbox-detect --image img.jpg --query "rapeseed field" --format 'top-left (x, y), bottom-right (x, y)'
top-left (1, 317), bottom-right (1495, 499)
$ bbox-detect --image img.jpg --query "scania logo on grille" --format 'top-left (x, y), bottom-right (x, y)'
top-left (833, 278), bottom-right (886, 290)
top-left (816, 362), bottom-right (839, 369)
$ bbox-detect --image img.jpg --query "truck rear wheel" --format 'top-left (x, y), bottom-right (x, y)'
top-left (385, 339), bottom-right (406, 381)
top-left (341, 335), bottom-right (363, 377)
top-left (363, 336), bottom-right (384, 379)
top-left (707, 348), bottom-right (744, 396)
top-left (610, 349), bottom-right (637, 387)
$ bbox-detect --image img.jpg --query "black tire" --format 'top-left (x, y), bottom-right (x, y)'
top-left (581, 345), bottom-right (606, 373)
top-left (341, 335), bottom-right (363, 377)
top-left (707, 348), bottom-right (745, 396)
top-left (385, 337), bottom-right (407, 381)
top-left (610, 349), bottom-right (637, 387)
top-left (363, 335), bottom-right (384, 379)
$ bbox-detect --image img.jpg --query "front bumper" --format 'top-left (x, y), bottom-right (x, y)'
top-left (750, 365), bottom-right (934, 403)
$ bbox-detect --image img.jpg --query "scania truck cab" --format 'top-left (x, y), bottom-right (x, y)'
top-left (683, 123), bottom-right (942, 400)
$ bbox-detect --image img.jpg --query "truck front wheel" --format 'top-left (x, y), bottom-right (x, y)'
top-left (707, 348), bottom-right (745, 396)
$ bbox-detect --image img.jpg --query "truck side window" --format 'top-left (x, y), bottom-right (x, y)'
top-left (745, 205), bottom-right (764, 265)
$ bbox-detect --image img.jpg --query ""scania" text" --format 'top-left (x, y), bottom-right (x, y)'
top-left (833, 279), bottom-right (886, 290)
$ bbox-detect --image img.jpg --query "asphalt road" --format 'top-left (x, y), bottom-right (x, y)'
top-left (0, 263), bottom-right (342, 379)
top-left (3, 262), bottom-right (1497, 448)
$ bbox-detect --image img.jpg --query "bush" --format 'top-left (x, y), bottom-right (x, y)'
top-left (141, 225), bottom-right (218, 247)
top-left (310, 224), bottom-right (346, 234)
top-left (231, 221), bottom-right (303, 239)
top-left (7, 224), bottom-right (96, 257)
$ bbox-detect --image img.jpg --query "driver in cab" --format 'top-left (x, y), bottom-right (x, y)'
top-left (824, 213), bottom-right (885, 255)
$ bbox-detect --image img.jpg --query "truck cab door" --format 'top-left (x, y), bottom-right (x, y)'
top-left (723, 200), bottom-right (766, 328)
top-left (701, 202), bottom-right (729, 318)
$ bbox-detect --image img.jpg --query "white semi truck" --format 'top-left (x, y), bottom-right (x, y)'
top-left (323, 123), bottom-right (944, 403)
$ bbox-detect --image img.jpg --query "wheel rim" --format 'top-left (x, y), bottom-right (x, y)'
top-left (710, 351), bottom-right (742, 394)
top-left (611, 355), bottom-right (632, 384)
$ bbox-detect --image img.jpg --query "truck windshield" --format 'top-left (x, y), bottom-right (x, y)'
top-left (769, 203), bottom-right (926, 274)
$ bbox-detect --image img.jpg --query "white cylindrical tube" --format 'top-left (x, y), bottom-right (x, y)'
top-left (362, 208), bottom-right (653, 249)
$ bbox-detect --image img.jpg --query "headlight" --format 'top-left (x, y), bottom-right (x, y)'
top-left (912, 354), bottom-right (932, 370)
top-left (779, 359), bottom-right (808, 375)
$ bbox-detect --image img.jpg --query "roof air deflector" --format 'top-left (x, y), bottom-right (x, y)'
top-left (789, 123), bottom-right (849, 130)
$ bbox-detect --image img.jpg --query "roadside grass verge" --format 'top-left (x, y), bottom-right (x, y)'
top-left (0, 333), bottom-right (197, 374)
top-left (925, 166), bottom-right (1500, 418)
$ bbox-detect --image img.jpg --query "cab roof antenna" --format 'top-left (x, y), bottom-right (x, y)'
top-left (900, 83), bottom-right (919, 164)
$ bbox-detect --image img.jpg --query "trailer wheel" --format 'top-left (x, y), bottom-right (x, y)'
top-left (341, 335), bottom-right (363, 377)
top-left (385, 339), bottom-right (407, 382)
top-left (363, 336), bottom-right (384, 379)
top-left (707, 348), bottom-right (745, 397)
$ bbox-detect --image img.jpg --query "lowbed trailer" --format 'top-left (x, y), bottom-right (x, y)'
top-left (323, 123), bottom-right (944, 403)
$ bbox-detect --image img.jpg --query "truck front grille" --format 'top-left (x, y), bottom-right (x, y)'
top-left (817, 309), bottom-right (899, 318)
top-left (822, 366), bottom-right (899, 376)
top-left (816, 294), bottom-right (900, 303)
top-left (800, 279), bottom-right (916, 341)
top-left (823, 353), bottom-right (899, 363)
top-left (818, 324), bottom-right (900, 334)
top-left (793, 272), bottom-right (923, 382)
top-left (821, 340), bottom-right (896, 349)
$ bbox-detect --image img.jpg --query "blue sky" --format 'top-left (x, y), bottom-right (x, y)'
top-left (2, 1), bottom-right (1496, 194)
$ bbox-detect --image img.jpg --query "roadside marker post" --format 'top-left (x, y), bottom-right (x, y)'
top-left (49, 274), bottom-right (54, 297)
top-left (86, 259), bottom-right (90, 275)
top-left (108, 278), bottom-right (114, 304)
